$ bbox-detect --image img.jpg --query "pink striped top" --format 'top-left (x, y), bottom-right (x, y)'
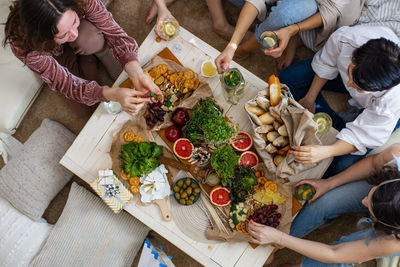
top-left (10, 0), bottom-right (138, 105)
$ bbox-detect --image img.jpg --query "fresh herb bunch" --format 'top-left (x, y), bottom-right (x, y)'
top-left (224, 70), bottom-right (241, 87)
top-left (226, 165), bottom-right (257, 204)
top-left (119, 141), bottom-right (163, 177)
top-left (183, 99), bottom-right (236, 145)
top-left (211, 145), bottom-right (239, 185)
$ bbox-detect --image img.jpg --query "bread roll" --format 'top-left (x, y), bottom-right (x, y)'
top-left (272, 136), bottom-right (289, 147)
top-left (259, 112), bottom-right (275, 125)
top-left (273, 120), bottom-right (281, 131)
top-left (265, 143), bottom-right (278, 154)
top-left (269, 109), bottom-right (283, 123)
top-left (278, 125), bottom-right (288, 137)
top-left (267, 131), bottom-right (279, 142)
top-left (248, 105), bottom-right (265, 116)
top-left (256, 125), bottom-right (273, 134)
top-left (274, 155), bottom-right (285, 166)
top-left (277, 145), bottom-right (290, 155)
top-left (256, 96), bottom-right (270, 111)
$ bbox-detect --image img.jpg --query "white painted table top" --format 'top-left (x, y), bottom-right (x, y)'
top-left (60, 26), bottom-right (331, 266)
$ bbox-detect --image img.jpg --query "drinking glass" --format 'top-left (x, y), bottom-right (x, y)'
top-left (104, 101), bottom-right (123, 115)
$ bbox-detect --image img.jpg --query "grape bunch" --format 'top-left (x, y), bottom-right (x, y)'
top-left (145, 102), bottom-right (166, 127)
top-left (249, 204), bottom-right (281, 228)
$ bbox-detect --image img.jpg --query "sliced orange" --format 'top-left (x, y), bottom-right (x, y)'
top-left (120, 170), bottom-right (130, 180)
top-left (129, 176), bottom-right (140, 186)
top-left (236, 223), bottom-right (244, 233)
top-left (130, 186), bottom-right (140, 194)
top-left (255, 171), bottom-right (261, 178)
top-left (257, 177), bottom-right (267, 185)
top-left (267, 183), bottom-right (278, 193)
top-left (124, 131), bottom-right (135, 142)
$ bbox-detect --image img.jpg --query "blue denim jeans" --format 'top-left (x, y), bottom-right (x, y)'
top-left (301, 228), bottom-right (400, 266)
top-left (229, 0), bottom-right (318, 43)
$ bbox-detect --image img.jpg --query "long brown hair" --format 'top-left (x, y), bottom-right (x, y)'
top-left (3, 0), bottom-right (86, 52)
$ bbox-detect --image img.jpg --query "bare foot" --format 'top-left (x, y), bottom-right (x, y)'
top-left (276, 34), bottom-right (302, 72)
top-left (145, 0), bottom-right (176, 24)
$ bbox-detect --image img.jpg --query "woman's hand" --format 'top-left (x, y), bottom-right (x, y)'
top-left (103, 87), bottom-right (151, 115)
top-left (298, 96), bottom-right (316, 113)
top-left (215, 44), bottom-right (236, 73)
top-left (248, 220), bottom-right (282, 245)
top-left (295, 179), bottom-right (332, 204)
top-left (263, 24), bottom-right (298, 58)
top-left (125, 61), bottom-right (163, 103)
top-left (290, 145), bottom-right (331, 164)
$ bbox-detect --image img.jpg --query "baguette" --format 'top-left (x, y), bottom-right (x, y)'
top-left (256, 125), bottom-right (273, 134)
top-left (248, 105), bottom-right (265, 116)
top-left (273, 155), bottom-right (285, 166)
top-left (265, 143), bottom-right (278, 154)
top-left (277, 125), bottom-right (288, 137)
top-left (268, 74), bottom-right (281, 106)
top-left (277, 145), bottom-right (290, 155)
top-left (272, 136), bottom-right (289, 147)
top-left (259, 112), bottom-right (275, 125)
top-left (267, 131), bottom-right (279, 143)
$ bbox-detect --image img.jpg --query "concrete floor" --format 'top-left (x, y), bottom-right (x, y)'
top-left (0, 0), bottom-right (374, 266)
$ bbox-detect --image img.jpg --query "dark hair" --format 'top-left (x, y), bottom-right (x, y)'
top-left (366, 166), bottom-right (400, 239)
top-left (3, 0), bottom-right (86, 52)
top-left (352, 38), bottom-right (400, 92)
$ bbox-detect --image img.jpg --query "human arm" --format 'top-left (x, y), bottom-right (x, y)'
top-left (291, 139), bottom-right (356, 164)
top-left (296, 143), bottom-right (400, 203)
top-left (265, 12), bottom-right (323, 58)
top-left (249, 221), bottom-right (400, 263)
top-left (215, 2), bottom-right (258, 73)
top-left (298, 74), bottom-right (327, 113)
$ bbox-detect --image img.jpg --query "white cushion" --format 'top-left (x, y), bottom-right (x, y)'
top-left (0, 196), bottom-right (53, 267)
top-left (0, 0), bottom-right (42, 134)
top-left (31, 183), bottom-right (149, 267)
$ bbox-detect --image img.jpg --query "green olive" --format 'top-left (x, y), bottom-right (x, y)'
top-left (177, 180), bottom-right (184, 187)
top-left (181, 192), bottom-right (188, 199)
top-left (179, 189), bottom-right (184, 195)
top-left (179, 199), bottom-right (186, 205)
top-left (186, 187), bottom-right (192, 195)
top-left (194, 188), bottom-right (201, 194)
top-left (191, 183), bottom-right (198, 188)
top-left (187, 200), bottom-right (193, 205)
top-left (183, 184), bottom-right (188, 189)
top-left (189, 195), bottom-right (195, 201)
top-left (185, 178), bottom-right (191, 186)
top-left (173, 186), bottom-right (180, 192)
top-left (175, 193), bottom-right (180, 200)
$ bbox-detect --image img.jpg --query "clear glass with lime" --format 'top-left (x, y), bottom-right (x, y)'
top-left (260, 31), bottom-right (279, 50)
top-left (220, 68), bottom-right (245, 104)
top-left (155, 18), bottom-right (180, 40)
top-left (313, 112), bottom-right (332, 134)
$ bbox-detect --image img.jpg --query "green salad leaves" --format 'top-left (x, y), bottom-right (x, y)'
top-left (211, 145), bottom-right (239, 186)
top-left (183, 99), bottom-right (236, 145)
top-left (119, 141), bottom-right (163, 177)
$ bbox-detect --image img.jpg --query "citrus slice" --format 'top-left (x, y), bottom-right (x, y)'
top-left (173, 138), bottom-right (194, 160)
top-left (313, 112), bottom-right (332, 134)
top-left (120, 170), bottom-right (130, 180)
top-left (263, 36), bottom-right (276, 48)
top-left (231, 131), bottom-right (253, 152)
top-left (295, 184), bottom-right (316, 201)
top-left (124, 131), bottom-right (135, 142)
top-left (129, 176), bottom-right (140, 186)
top-left (239, 151), bottom-right (259, 168)
top-left (163, 23), bottom-right (176, 37)
top-left (130, 186), bottom-right (140, 194)
top-left (209, 186), bottom-right (231, 207)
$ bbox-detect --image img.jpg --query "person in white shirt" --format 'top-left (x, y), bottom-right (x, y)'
top-left (279, 25), bottom-right (400, 179)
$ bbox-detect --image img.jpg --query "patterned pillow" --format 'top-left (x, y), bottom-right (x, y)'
top-left (0, 119), bottom-right (75, 220)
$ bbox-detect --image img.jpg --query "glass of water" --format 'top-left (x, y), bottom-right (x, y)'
top-left (104, 101), bottom-right (123, 115)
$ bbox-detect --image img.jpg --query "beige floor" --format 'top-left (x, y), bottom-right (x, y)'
top-left (1, 0), bottom-right (375, 266)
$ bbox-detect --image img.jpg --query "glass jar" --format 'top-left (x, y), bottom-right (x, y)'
top-left (220, 68), bottom-right (245, 104)
top-left (104, 101), bottom-right (123, 115)
top-left (260, 31), bottom-right (279, 50)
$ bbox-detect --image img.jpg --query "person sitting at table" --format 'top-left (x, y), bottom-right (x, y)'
top-left (215, 0), bottom-right (319, 73)
top-left (280, 25), bottom-right (400, 178)
top-left (3, 0), bottom-right (162, 115)
top-left (249, 144), bottom-right (400, 266)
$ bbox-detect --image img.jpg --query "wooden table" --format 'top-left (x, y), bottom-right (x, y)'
top-left (60, 26), bottom-right (332, 267)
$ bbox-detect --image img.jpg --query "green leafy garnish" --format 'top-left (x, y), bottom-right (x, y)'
top-left (211, 146), bottom-right (239, 185)
top-left (226, 165), bottom-right (257, 204)
top-left (224, 70), bottom-right (241, 87)
top-left (119, 141), bottom-right (164, 177)
top-left (183, 99), bottom-right (236, 145)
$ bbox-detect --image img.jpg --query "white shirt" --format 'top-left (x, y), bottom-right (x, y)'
top-left (312, 25), bottom-right (400, 155)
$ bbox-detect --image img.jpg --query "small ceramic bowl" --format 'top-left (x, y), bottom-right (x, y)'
top-left (172, 178), bottom-right (201, 205)
top-left (200, 60), bottom-right (217, 78)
